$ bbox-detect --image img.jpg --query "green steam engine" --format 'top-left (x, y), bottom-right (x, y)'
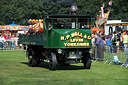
top-left (19, 7), bottom-right (92, 70)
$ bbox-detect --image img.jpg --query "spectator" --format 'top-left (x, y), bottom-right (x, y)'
top-left (6, 35), bottom-right (11, 40)
top-left (91, 34), bottom-right (95, 58)
top-left (3, 33), bottom-right (7, 39)
top-left (116, 31), bottom-right (121, 53)
top-left (106, 36), bottom-right (112, 53)
top-left (111, 31), bottom-right (118, 58)
top-left (28, 28), bottom-right (35, 34)
top-left (95, 30), bottom-right (100, 35)
top-left (27, 25), bottom-right (35, 34)
top-left (11, 35), bottom-right (15, 50)
top-left (0, 35), bottom-right (5, 49)
top-left (94, 34), bottom-right (104, 61)
top-left (109, 33), bottom-right (112, 40)
top-left (35, 28), bottom-right (39, 34)
top-left (121, 30), bottom-right (127, 51)
top-left (100, 31), bottom-right (105, 40)
top-left (115, 26), bottom-right (122, 33)
top-left (14, 35), bottom-right (19, 47)
top-left (38, 29), bottom-right (43, 34)
top-left (123, 31), bottom-right (128, 51)
top-left (91, 34), bottom-right (95, 46)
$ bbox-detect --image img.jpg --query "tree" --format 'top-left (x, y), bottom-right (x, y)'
top-left (0, 0), bottom-right (128, 25)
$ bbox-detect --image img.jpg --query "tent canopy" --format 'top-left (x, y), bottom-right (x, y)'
top-left (7, 22), bottom-right (19, 26)
top-left (33, 22), bottom-right (43, 29)
top-left (0, 22), bottom-right (29, 31)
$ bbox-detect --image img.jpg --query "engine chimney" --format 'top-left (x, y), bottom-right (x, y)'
top-left (70, 5), bottom-right (78, 15)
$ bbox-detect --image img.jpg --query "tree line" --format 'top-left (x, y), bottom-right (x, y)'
top-left (0, 0), bottom-right (128, 25)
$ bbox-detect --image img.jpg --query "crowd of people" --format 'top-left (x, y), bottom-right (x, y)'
top-left (0, 25), bottom-right (43, 50)
top-left (91, 29), bottom-right (128, 62)
top-left (0, 32), bottom-right (19, 50)
top-left (26, 25), bottom-right (43, 34)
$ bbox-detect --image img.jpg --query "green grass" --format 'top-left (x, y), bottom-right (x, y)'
top-left (0, 50), bottom-right (128, 85)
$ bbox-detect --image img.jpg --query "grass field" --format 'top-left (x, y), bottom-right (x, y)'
top-left (0, 50), bottom-right (128, 85)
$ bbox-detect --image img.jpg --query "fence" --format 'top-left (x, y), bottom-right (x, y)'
top-left (1, 41), bottom-right (128, 67)
top-left (91, 45), bottom-right (128, 67)
top-left (0, 40), bottom-right (16, 50)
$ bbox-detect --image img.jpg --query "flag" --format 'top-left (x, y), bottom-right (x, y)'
top-left (109, 1), bottom-right (112, 6)
top-left (102, 3), bottom-right (104, 8)
top-left (101, 7), bottom-right (104, 18)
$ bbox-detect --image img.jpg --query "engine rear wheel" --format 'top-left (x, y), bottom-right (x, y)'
top-left (27, 48), bottom-right (40, 67)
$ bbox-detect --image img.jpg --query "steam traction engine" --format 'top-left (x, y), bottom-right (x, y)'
top-left (19, 6), bottom-right (92, 70)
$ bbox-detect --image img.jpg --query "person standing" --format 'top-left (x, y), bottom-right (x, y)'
top-left (116, 32), bottom-right (121, 53)
top-left (121, 30), bottom-right (127, 51)
top-left (106, 36), bottom-right (112, 53)
top-left (14, 35), bottom-right (19, 47)
top-left (95, 30), bottom-right (100, 35)
top-left (11, 35), bottom-right (15, 50)
top-left (0, 35), bottom-right (5, 49)
top-left (123, 31), bottom-right (128, 51)
top-left (91, 34), bottom-right (95, 59)
top-left (109, 33), bottom-right (112, 40)
top-left (3, 33), bottom-right (7, 40)
top-left (94, 34), bottom-right (105, 61)
top-left (111, 31), bottom-right (118, 58)
top-left (91, 34), bottom-right (95, 46)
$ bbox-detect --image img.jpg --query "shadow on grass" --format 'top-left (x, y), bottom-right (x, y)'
top-left (20, 62), bottom-right (85, 70)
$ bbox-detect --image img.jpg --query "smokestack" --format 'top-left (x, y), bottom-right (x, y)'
top-left (70, 5), bottom-right (78, 15)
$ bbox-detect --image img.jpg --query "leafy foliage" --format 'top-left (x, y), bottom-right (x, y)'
top-left (0, 0), bottom-right (128, 25)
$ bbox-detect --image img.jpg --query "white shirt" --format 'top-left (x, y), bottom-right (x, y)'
top-left (0, 37), bottom-right (5, 42)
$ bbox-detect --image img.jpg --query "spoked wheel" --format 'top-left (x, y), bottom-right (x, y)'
top-left (82, 52), bottom-right (92, 69)
top-left (48, 53), bottom-right (57, 70)
top-left (27, 48), bottom-right (40, 67)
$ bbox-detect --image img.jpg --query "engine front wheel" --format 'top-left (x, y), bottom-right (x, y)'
top-left (48, 52), bottom-right (58, 70)
top-left (82, 52), bottom-right (92, 69)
